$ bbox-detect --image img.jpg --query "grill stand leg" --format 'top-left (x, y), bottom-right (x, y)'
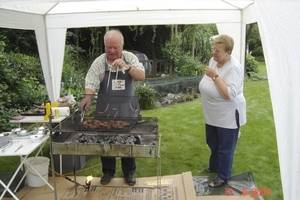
top-left (49, 116), bottom-right (58, 200)
top-left (73, 155), bottom-right (78, 195)
top-left (157, 134), bottom-right (162, 199)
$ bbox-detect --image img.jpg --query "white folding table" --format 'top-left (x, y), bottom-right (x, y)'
top-left (10, 116), bottom-right (67, 174)
top-left (9, 115), bottom-right (67, 125)
top-left (0, 134), bottom-right (52, 200)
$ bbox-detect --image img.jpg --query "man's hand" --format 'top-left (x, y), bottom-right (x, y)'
top-left (111, 58), bottom-right (128, 70)
top-left (79, 98), bottom-right (91, 111)
top-left (79, 92), bottom-right (94, 111)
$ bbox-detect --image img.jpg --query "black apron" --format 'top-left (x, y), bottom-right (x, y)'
top-left (95, 60), bottom-right (140, 118)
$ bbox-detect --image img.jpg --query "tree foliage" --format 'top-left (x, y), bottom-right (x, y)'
top-left (181, 24), bottom-right (217, 63)
top-left (163, 24), bottom-right (217, 76)
top-left (0, 41), bottom-right (46, 131)
top-left (60, 45), bottom-right (87, 104)
top-left (0, 34), bottom-right (87, 131)
top-left (246, 54), bottom-right (259, 74)
top-left (71, 25), bottom-right (216, 77)
top-left (246, 23), bottom-right (264, 61)
top-left (0, 28), bottom-right (38, 56)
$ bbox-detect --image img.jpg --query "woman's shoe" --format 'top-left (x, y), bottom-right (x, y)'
top-left (208, 177), bottom-right (226, 188)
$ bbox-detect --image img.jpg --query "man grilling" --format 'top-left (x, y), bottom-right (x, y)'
top-left (79, 29), bottom-right (145, 186)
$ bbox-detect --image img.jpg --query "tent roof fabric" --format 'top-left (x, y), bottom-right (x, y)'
top-left (0, 1), bottom-right (255, 29)
top-left (0, 1), bottom-right (254, 14)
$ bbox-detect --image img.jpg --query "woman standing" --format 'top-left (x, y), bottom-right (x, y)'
top-left (199, 34), bottom-right (246, 188)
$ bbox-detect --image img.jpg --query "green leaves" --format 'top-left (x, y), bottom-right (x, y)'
top-left (0, 49), bottom-right (45, 131)
top-left (135, 83), bottom-right (159, 110)
top-left (246, 54), bottom-right (259, 74)
top-left (60, 45), bottom-right (86, 105)
top-left (162, 24), bottom-right (216, 77)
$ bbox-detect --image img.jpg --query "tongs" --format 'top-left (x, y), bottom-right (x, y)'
top-left (80, 109), bottom-right (85, 123)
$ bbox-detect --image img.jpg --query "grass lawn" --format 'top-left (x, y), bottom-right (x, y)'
top-left (0, 62), bottom-right (282, 199)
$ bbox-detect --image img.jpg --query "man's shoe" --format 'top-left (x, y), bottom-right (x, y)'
top-left (198, 168), bottom-right (216, 173)
top-left (124, 174), bottom-right (136, 186)
top-left (100, 173), bottom-right (113, 185)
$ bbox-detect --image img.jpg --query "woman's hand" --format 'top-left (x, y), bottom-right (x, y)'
top-left (205, 66), bottom-right (217, 79)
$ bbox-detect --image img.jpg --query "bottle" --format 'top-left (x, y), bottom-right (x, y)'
top-left (44, 95), bottom-right (51, 120)
top-left (44, 102), bottom-right (51, 120)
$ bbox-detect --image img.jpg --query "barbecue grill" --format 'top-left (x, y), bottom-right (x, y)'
top-left (51, 114), bottom-right (161, 192)
top-left (49, 96), bottom-right (161, 197)
top-left (51, 114), bottom-right (160, 158)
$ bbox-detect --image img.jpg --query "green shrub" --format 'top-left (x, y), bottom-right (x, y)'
top-left (0, 42), bottom-right (46, 131)
top-left (245, 72), bottom-right (268, 81)
top-left (186, 95), bottom-right (194, 101)
top-left (0, 107), bottom-right (20, 131)
top-left (3, 53), bottom-right (45, 107)
top-left (177, 87), bottom-right (199, 103)
top-left (245, 54), bottom-right (259, 74)
top-left (175, 54), bottom-right (205, 77)
top-left (0, 41), bottom-right (88, 131)
top-left (178, 94), bottom-right (187, 103)
top-left (162, 37), bottom-right (182, 66)
top-left (162, 38), bottom-right (206, 77)
top-left (60, 45), bottom-right (87, 107)
top-left (251, 46), bottom-right (264, 62)
top-left (254, 56), bottom-right (265, 62)
top-left (135, 83), bottom-right (158, 110)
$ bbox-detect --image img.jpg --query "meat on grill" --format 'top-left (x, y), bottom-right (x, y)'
top-left (81, 119), bottom-right (130, 129)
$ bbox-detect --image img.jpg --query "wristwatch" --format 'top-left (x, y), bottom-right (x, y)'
top-left (125, 66), bottom-right (132, 72)
top-left (212, 75), bottom-right (219, 81)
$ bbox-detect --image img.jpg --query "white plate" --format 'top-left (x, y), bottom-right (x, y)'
top-left (17, 134), bottom-right (31, 137)
top-left (17, 130), bottom-right (33, 137)
top-left (0, 132), bottom-right (12, 137)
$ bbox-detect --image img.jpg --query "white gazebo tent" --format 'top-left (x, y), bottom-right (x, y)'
top-left (0, 1), bottom-right (299, 199)
top-left (0, 0), bottom-right (256, 101)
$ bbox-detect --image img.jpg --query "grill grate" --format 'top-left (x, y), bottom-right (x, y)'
top-left (76, 117), bottom-right (137, 132)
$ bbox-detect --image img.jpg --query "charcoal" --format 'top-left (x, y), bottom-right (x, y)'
top-left (76, 134), bottom-right (141, 145)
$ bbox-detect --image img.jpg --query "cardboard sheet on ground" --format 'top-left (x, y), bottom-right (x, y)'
top-left (3, 171), bottom-right (261, 200)
top-left (4, 172), bottom-right (196, 200)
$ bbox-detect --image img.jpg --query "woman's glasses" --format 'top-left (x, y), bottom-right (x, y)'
top-left (211, 47), bottom-right (225, 53)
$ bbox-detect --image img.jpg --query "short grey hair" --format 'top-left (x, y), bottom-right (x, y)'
top-left (104, 29), bottom-right (124, 45)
